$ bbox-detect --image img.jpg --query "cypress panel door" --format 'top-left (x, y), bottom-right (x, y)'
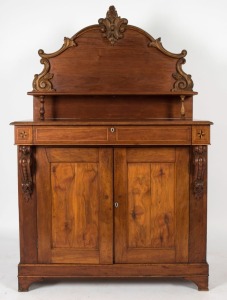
top-left (36, 147), bottom-right (113, 264)
top-left (114, 147), bottom-right (189, 264)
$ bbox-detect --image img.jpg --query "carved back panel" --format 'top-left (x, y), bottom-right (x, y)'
top-left (32, 6), bottom-right (194, 95)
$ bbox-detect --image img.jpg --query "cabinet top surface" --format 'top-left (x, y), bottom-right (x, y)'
top-left (11, 119), bottom-right (213, 126)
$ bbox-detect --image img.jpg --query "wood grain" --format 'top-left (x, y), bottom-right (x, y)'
top-left (33, 95), bottom-right (193, 120)
top-left (149, 162), bottom-right (175, 248)
top-left (37, 147), bottom-right (113, 264)
top-left (51, 162), bottom-right (99, 249)
top-left (175, 148), bottom-right (189, 262)
top-left (18, 146), bottom-right (37, 263)
top-left (189, 146), bottom-right (208, 262)
top-left (115, 147), bottom-right (189, 263)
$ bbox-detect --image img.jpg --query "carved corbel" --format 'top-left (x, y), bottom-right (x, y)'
top-left (99, 6), bottom-right (128, 45)
top-left (19, 146), bottom-right (33, 201)
top-left (192, 146), bottom-right (207, 199)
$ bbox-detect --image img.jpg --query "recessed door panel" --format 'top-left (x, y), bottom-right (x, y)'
top-left (37, 147), bottom-right (113, 264)
top-left (114, 147), bottom-right (189, 264)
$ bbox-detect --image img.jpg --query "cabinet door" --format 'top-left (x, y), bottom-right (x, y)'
top-left (114, 147), bottom-right (189, 263)
top-left (36, 147), bottom-right (113, 264)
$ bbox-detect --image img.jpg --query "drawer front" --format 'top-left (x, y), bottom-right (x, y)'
top-left (14, 125), bottom-right (193, 145)
top-left (115, 126), bottom-right (191, 145)
top-left (34, 126), bottom-right (109, 145)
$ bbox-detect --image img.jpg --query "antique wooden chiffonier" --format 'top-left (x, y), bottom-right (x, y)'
top-left (12, 6), bottom-right (212, 291)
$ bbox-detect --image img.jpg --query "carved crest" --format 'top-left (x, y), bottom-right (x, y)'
top-left (98, 6), bottom-right (128, 45)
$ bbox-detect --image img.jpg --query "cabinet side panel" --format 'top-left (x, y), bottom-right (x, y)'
top-left (18, 147), bottom-right (37, 263)
top-left (189, 146), bottom-right (207, 262)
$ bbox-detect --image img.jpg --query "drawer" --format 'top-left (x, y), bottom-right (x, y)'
top-left (115, 126), bottom-right (191, 145)
top-left (16, 125), bottom-right (193, 145)
top-left (34, 126), bottom-right (109, 145)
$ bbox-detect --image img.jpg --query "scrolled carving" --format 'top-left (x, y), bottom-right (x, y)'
top-left (19, 146), bottom-right (33, 201)
top-left (98, 6), bottom-right (128, 45)
top-left (38, 37), bottom-right (77, 59)
top-left (33, 58), bottom-right (55, 92)
top-left (192, 146), bottom-right (207, 199)
top-left (172, 58), bottom-right (194, 92)
top-left (32, 37), bottom-right (77, 92)
top-left (148, 38), bottom-right (187, 59)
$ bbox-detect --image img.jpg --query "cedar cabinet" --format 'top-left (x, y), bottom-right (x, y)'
top-left (12, 6), bottom-right (212, 291)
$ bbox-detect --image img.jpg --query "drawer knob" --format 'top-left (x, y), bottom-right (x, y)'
top-left (110, 127), bottom-right (115, 133)
top-left (114, 202), bottom-right (119, 208)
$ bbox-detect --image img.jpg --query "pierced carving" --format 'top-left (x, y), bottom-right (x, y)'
top-left (192, 146), bottom-right (207, 199)
top-left (32, 37), bottom-right (77, 92)
top-left (148, 38), bottom-right (187, 59)
top-left (98, 6), bottom-right (128, 45)
top-left (19, 146), bottom-right (33, 201)
top-left (172, 58), bottom-right (194, 92)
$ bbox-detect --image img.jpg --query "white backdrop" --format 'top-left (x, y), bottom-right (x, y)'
top-left (0, 0), bottom-right (227, 298)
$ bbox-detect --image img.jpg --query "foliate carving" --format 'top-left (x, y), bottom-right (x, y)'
top-left (172, 58), bottom-right (194, 91)
top-left (19, 146), bottom-right (33, 201)
top-left (98, 6), bottom-right (128, 45)
top-left (32, 37), bottom-right (77, 92)
top-left (192, 146), bottom-right (207, 199)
